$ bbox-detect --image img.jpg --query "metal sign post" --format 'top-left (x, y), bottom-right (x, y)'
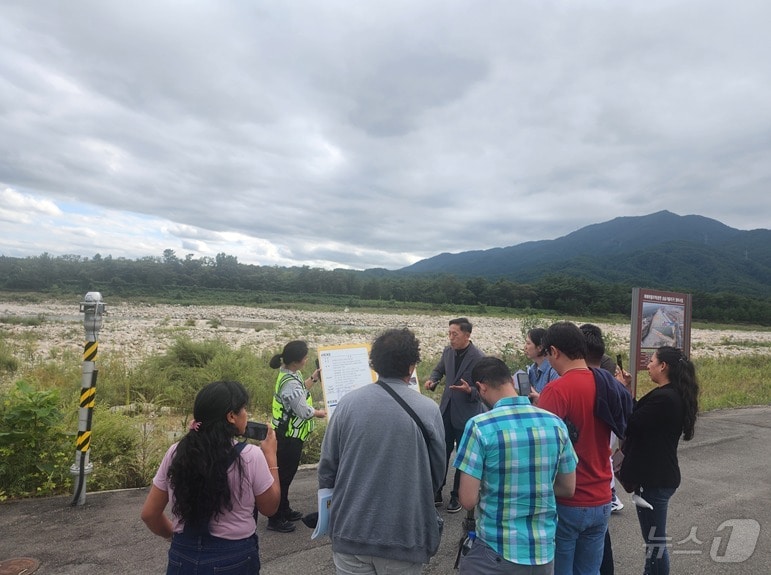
top-left (70, 291), bottom-right (105, 506)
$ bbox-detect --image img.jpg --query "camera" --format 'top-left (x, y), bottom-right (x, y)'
top-left (243, 421), bottom-right (268, 441)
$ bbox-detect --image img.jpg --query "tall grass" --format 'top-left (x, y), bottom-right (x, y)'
top-left (0, 338), bottom-right (20, 373)
top-left (690, 354), bottom-right (769, 411)
top-left (0, 314), bottom-right (47, 326)
top-left (632, 354), bottom-right (771, 410)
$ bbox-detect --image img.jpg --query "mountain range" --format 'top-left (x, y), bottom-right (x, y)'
top-left (395, 211), bottom-right (771, 297)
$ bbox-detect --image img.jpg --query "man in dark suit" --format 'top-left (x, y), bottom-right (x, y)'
top-left (424, 317), bottom-right (485, 513)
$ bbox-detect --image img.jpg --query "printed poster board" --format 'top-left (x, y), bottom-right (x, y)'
top-left (629, 287), bottom-right (692, 397)
top-left (317, 343), bottom-right (421, 420)
top-left (317, 344), bottom-right (377, 420)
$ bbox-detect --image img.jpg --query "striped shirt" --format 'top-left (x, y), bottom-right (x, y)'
top-left (454, 396), bottom-right (578, 565)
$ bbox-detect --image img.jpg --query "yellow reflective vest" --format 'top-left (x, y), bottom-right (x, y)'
top-left (271, 371), bottom-right (315, 440)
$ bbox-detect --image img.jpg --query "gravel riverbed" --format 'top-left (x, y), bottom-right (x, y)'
top-left (2, 301), bottom-right (769, 368)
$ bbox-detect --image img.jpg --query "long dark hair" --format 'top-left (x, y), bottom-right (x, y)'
top-left (656, 346), bottom-right (699, 441)
top-left (269, 340), bottom-right (309, 369)
top-left (168, 381), bottom-right (249, 527)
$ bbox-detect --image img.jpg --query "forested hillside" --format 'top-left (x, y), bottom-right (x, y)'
top-left (399, 211), bottom-right (771, 297)
top-left (1, 251), bottom-right (769, 324)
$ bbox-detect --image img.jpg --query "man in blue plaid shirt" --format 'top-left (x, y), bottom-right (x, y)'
top-left (454, 357), bottom-right (578, 574)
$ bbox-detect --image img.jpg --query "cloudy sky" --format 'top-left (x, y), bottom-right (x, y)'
top-left (1, 1), bottom-right (769, 270)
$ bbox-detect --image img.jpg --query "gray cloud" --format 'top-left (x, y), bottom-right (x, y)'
top-left (1, 0), bottom-right (770, 270)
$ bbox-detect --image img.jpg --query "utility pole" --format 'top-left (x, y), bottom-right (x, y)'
top-left (70, 292), bottom-right (106, 506)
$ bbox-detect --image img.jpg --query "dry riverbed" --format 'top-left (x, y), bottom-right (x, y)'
top-left (2, 301), bottom-right (769, 368)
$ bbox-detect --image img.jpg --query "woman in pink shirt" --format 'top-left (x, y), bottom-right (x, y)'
top-left (141, 381), bottom-right (280, 574)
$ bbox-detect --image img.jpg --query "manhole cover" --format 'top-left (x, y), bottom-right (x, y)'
top-left (0, 558), bottom-right (40, 575)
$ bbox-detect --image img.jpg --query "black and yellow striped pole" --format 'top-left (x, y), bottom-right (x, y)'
top-left (70, 291), bottom-right (106, 506)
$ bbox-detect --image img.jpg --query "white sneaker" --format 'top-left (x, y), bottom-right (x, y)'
top-left (611, 494), bottom-right (624, 513)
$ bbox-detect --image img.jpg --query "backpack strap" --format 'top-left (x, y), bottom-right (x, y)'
top-left (228, 440), bottom-right (248, 467)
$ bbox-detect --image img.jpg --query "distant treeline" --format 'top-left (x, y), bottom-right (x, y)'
top-left (1, 251), bottom-right (769, 325)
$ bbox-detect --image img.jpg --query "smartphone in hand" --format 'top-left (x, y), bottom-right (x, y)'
top-left (515, 372), bottom-right (531, 396)
top-left (244, 421), bottom-right (268, 441)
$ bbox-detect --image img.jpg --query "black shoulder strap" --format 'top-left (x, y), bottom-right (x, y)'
top-left (228, 440), bottom-right (248, 467)
top-left (376, 380), bottom-right (430, 450)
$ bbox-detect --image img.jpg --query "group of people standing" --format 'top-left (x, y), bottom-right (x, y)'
top-left (141, 315), bottom-right (699, 575)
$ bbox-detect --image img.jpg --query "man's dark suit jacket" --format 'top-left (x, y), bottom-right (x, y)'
top-left (428, 342), bottom-right (485, 430)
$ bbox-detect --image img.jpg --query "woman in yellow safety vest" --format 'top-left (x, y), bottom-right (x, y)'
top-left (267, 340), bottom-right (327, 533)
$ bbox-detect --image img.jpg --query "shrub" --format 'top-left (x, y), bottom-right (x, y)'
top-left (129, 337), bottom-right (231, 408)
top-left (90, 354), bottom-right (136, 408)
top-left (88, 407), bottom-right (166, 490)
top-left (123, 338), bottom-right (275, 419)
top-left (0, 381), bottom-right (72, 499)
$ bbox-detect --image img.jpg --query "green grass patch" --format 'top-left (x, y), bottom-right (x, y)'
top-left (693, 354), bottom-right (771, 411)
top-left (633, 354), bottom-right (771, 411)
top-left (0, 314), bottom-right (46, 326)
top-left (718, 337), bottom-right (771, 349)
top-left (692, 320), bottom-right (771, 332)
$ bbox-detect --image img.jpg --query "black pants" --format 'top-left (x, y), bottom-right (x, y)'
top-left (600, 526), bottom-right (614, 575)
top-left (440, 410), bottom-right (465, 498)
top-left (268, 435), bottom-right (304, 522)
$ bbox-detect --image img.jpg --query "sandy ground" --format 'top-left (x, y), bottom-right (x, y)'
top-left (1, 300), bottom-right (769, 369)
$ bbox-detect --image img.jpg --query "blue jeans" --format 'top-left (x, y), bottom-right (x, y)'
top-left (635, 486), bottom-right (676, 575)
top-left (167, 532), bottom-right (260, 574)
top-left (554, 503), bottom-right (611, 575)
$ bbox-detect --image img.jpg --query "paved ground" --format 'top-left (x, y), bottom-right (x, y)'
top-left (1, 406), bottom-right (769, 574)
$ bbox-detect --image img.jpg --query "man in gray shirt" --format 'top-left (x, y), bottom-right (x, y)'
top-left (319, 328), bottom-right (445, 574)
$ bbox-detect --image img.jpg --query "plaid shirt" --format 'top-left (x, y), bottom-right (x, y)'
top-left (454, 396), bottom-right (578, 565)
